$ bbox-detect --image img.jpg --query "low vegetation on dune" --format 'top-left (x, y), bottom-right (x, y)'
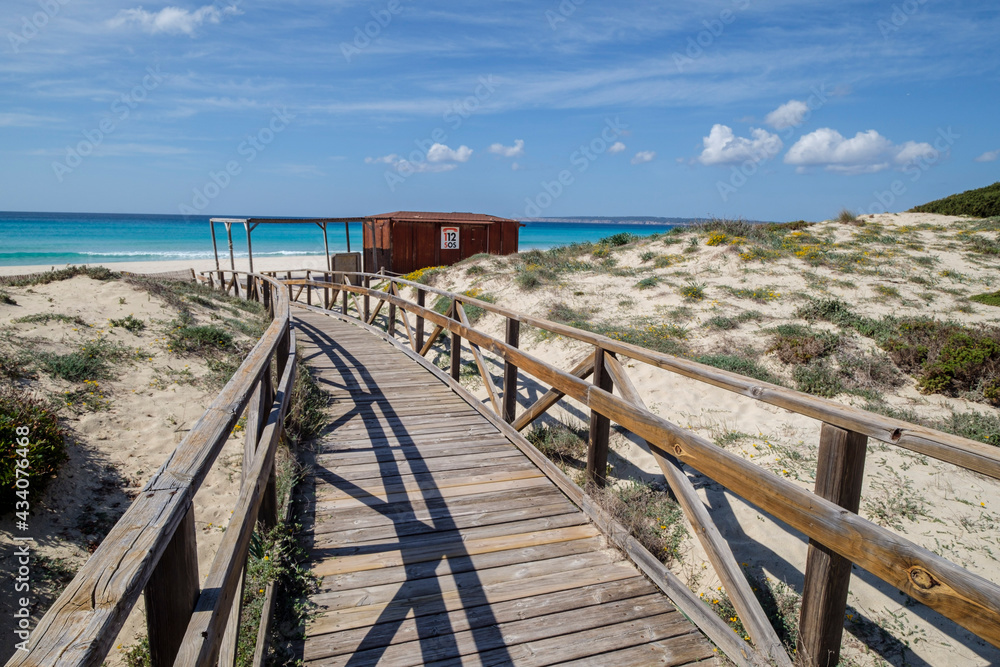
top-left (425, 209), bottom-right (1000, 665)
top-left (910, 181), bottom-right (1000, 218)
top-left (0, 268), bottom-right (327, 665)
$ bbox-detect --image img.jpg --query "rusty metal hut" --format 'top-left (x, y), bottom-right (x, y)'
top-left (362, 211), bottom-right (521, 275)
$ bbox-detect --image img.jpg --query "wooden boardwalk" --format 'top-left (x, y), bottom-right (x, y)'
top-left (292, 309), bottom-right (717, 666)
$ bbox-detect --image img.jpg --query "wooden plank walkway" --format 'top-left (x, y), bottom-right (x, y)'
top-left (292, 309), bottom-right (718, 666)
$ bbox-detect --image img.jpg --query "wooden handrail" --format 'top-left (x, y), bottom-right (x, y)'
top-left (280, 270), bottom-right (1000, 481)
top-left (249, 269), bottom-right (1000, 665)
top-left (9, 273), bottom-right (295, 667)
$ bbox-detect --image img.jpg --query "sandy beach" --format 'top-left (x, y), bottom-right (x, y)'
top-left (408, 211), bottom-right (1000, 666)
top-left (0, 254), bottom-right (333, 279)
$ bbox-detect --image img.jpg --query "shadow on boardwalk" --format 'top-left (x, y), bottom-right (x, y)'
top-left (293, 317), bottom-right (514, 666)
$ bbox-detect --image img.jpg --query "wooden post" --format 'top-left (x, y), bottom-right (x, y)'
top-left (586, 346), bottom-right (612, 487)
top-left (503, 318), bottom-right (520, 423)
top-left (450, 301), bottom-right (461, 382)
top-left (210, 220), bottom-right (221, 278)
top-left (416, 288), bottom-right (426, 351)
top-left (798, 423), bottom-right (868, 667)
top-left (363, 275), bottom-right (371, 321)
top-left (144, 504), bottom-right (199, 667)
top-left (341, 274), bottom-right (349, 314)
top-left (388, 280), bottom-right (397, 337)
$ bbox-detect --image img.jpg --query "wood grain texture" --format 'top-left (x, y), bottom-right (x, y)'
top-left (604, 353), bottom-right (790, 667)
top-left (797, 424), bottom-right (868, 667)
top-left (295, 272), bottom-right (1000, 479)
top-left (9, 273), bottom-right (294, 667)
top-left (290, 308), bottom-right (716, 667)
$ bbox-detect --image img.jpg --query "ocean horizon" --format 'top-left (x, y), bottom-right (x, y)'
top-left (0, 211), bottom-right (694, 268)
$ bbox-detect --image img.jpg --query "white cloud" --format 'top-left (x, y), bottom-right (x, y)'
top-left (764, 100), bottom-right (809, 130)
top-left (975, 149), bottom-right (1000, 163)
top-left (631, 150), bottom-right (656, 164)
top-left (427, 143), bottom-right (472, 163)
top-left (511, 162), bottom-right (521, 171)
top-left (608, 141), bottom-right (626, 154)
top-left (784, 128), bottom-right (936, 174)
top-left (488, 139), bottom-right (524, 158)
top-left (108, 4), bottom-right (241, 36)
top-left (365, 144), bottom-right (471, 174)
top-left (697, 124), bottom-right (783, 166)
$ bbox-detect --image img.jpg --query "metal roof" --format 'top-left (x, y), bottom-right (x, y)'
top-left (366, 211), bottom-right (519, 224)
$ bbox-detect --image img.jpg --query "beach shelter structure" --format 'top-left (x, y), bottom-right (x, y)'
top-left (362, 211), bottom-right (521, 275)
top-left (208, 217), bottom-right (363, 275)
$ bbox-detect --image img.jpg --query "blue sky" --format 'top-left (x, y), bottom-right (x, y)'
top-left (1, 0), bottom-right (998, 221)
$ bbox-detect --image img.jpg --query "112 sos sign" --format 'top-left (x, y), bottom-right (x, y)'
top-left (441, 227), bottom-right (459, 250)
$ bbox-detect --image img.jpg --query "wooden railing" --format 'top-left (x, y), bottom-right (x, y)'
top-left (7, 273), bottom-right (296, 667)
top-left (229, 268), bottom-right (1000, 667)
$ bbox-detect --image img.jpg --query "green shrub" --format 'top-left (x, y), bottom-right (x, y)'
top-left (432, 289), bottom-right (495, 326)
top-left (599, 322), bottom-right (687, 355)
top-left (594, 479), bottom-right (686, 565)
top-left (1, 266), bottom-right (118, 287)
top-left (527, 424), bottom-right (588, 463)
top-left (516, 271), bottom-right (542, 290)
top-left (635, 276), bottom-right (659, 290)
top-left (679, 282), bottom-right (705, 301)
top-left (837, 209), bottom-right (857, 223)
top-left (169, 324), bottom-right (234, 353)
top-left (0, 289), bottom-right (16, 305)
top-left (793, 361), bottom-right (844, 397)
top-left (465, 264), bottom-right (486, 276)
top-left (639, 251), bottom-right (657, 263)
top-left (13, 313), bottom-right (88, 327)
top-left (548, 303), bottom-right (593, 328)
top-left (971, 291), bottom-right (1000, 307)
top-left (39, 338), bottom-right (133, 382)
top-left (0, 384), bottom-right (67, 511)
top-left (940, 410), bottom-right (1000, 447)
top-left (910, 182), bottom-right (1000, 218)
top-left (109, 314), bottom-right (145, 334)
top-left (601, 232), bottom-right (638, 247)
top-left (695, 354), bottom-right (781, 385)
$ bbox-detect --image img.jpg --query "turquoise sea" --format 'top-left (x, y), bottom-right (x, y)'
top-left (0, 212), bottom-right (685, 268)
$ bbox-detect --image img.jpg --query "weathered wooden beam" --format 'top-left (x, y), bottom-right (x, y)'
top-left (456, 302), bottom-right (502, 416)
top-left (502, 318), bottom-right (520, 423)
top-left (798, 424), bottom-right (868, 667)
top-left (451, 301), bottom-right (461, 382)
top-left (586, 347), bottom-right (612, 487)
top-left (510, 352), bottom-right (594, 432)
top-left (296, 304), bottom-right (771, 667)
top-left (144, 504), bottom-right (199, 667)
top-left (172, 346), bottom-right (296, 667)
top-left (345, 272), bottom-right (1000, 480)
top-left (603, 353), bottom-right (791, 666)
top-left (416, 288), bottom-right (426, 352)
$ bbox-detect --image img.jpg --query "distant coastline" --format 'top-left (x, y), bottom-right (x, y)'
top-left (521, 216), bottom-right (776, 226)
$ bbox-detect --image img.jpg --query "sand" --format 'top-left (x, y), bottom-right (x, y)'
top-left (411, 211), bottom-right (1000, 666)
top-left (2, 211), bottom-right (999, 665)
top-left (0, 274), bottom-right (264, 664)
top-left (0, 254), bottom-right (332, 279)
